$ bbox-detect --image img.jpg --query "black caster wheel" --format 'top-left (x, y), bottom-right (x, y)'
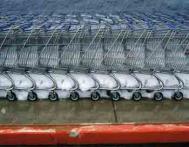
top-left (154, 92), bottom-right (164, 101)
top-left (6, 91), bottom-right (17, 101)
top-left (173, 91), bottom-right (183, 101)
top-left (48, 91), bottom-right (59, 101)
top-left (146, 90), bottom-right (153, 93)
top-left (110, 92), bottom-right (120, 101)
top-left (132, 92), bottom-right (142, 101)
top-left (91, 91), bottom-right (100, 101)
top-left (106, 90), bottom-right (111, 96)
top-left (127, 89), bottom-right (133, 93)
top-left (27, 91), bottom-right (38, 101)
top-left (70, 92), bottom-right (80, 101)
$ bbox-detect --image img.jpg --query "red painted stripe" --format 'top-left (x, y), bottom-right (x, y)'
top-left (0, 124), bottom-right (188, 145)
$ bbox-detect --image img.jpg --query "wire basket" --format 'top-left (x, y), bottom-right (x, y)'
top-left (0, 13), bottom-right (188, 73)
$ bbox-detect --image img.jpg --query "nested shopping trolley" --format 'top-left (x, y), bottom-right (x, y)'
top-left (0, 13), bottom-right (189, 101)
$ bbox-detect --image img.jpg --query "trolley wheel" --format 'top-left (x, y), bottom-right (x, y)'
top-left (146, 90), bottom-right (153, 93)
top-left (27, 91), bottom-right (38, 101)
top-left (132, 92), bottom-right (142, 101)
top-left (127, 89), bottom-right (133, 93)
top-left (173, 91), bottom-right (183, 101)
top-left (70, 92), bottom-right (80, 101)
top-left (91, 91), bottom-right (100, 101)
top-left (110, 91), bottom-right (120, 101)
top-left (48, 91), bottom-right (59, 101)
top-left (6, 91), bottom-right (17, 101)
top-left (106, 90), bottom-right (111, 96)
top-left (154, 92), bottom-right (164, 101)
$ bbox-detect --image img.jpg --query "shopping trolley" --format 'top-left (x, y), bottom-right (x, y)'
top-left (0, 13), bottom-right (188, 102)
top-left (41, 21), bottom-right (80, 101)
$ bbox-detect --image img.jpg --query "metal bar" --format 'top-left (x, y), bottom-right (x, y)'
top-left (0, 124), bottom-right (189, 145)
top-left (19, 28), bottom-right (35, 67)
top-left (146, 30), bottom-right (172, 61)
top-left (109, 30), bottom-right (129, 68)
top-left (89, 26), bottom-right (108, 69)
top-left (124, 30), bottom-right (145, 61)
top-left (100, 29), bottom-right (124, 65)
top-left (0, 27), bottom-right (13, 50)
top-left (67, 26), bottom-right (85, 67)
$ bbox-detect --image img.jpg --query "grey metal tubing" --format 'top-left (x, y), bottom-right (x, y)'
top-left (67, 73), bottom-right (79, 91)
top-left (130, 73), bottom-right (142, 90)
top-left (111, 73), bottom-right (141, 90)
top-left (0, 72), bottom-right (14, 91)
top-left (90, 73), bottom-right (120, 91)
top-left (173, 72), bottom-right (185, 90)
top-left (153, 72), bottom-right (179, 90)
top-left (3, 71), bottom-right (15, 91)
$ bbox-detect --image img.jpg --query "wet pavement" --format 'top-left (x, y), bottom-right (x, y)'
top-left (0, 99), bottom-right (188, 124)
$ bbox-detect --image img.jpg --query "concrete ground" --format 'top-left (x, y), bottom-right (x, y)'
top-left (0, 99), bottom-right (188, 124)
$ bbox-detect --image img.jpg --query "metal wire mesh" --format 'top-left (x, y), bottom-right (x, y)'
top-left (0, 13), bottom-right (189, 72)
top-left (40, 45), bottom-right (59, 68)
top-left (0, 46), bottom-right (17, 68)
top-left (82, 40), bottom-right (103, 68)
top-left (125, 39), bottom-right (145, 69)
top-left (18, 46), bottom-right (38, 68)
top-left (103, 30), bottom-right (126, 69)
top-left (166, 38), bottom-right (188, 70)
top-left (0, 30), bottom-right (188, 71)
top-left (145, 39), bottom-right (165, 69)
